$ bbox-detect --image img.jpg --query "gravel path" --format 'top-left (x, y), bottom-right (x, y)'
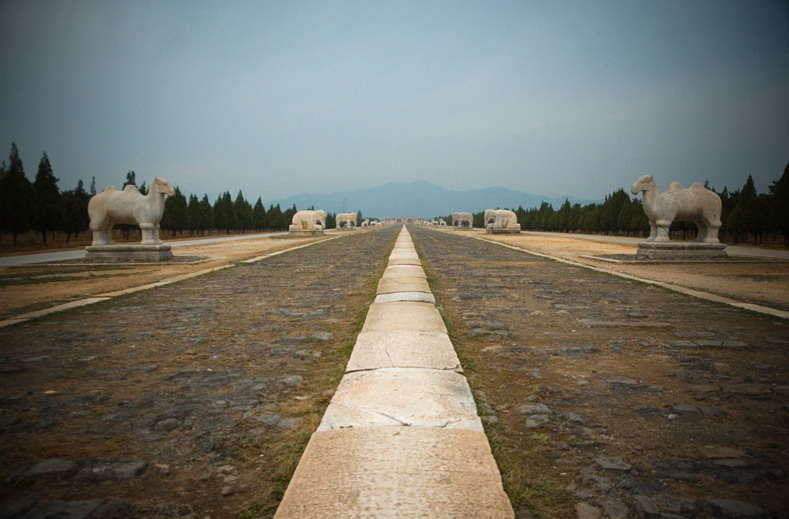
top-left (409, 226), bottom-right (788, 519)
top-left (0, 227), bottom-right (399, 518)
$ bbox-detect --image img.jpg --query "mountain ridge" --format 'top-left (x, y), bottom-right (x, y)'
top-left (272, 180), bottom-right (598, 219)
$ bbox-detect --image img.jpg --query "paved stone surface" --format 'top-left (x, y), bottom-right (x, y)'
top-left (346, 331), bottom-right (461, 372)
top-left (277, 227), bottom-right (513, 518)
top-left (377, 275), bottom-right (432, 294)
top-left (408, 226), bottom-right (788, 519)
top-left (274, 428), bottom-right (514, 519)
top-left (374, 291), bottom-right (436, 303)
top-left (318, 368), bottom-right (482, 431)
top-left (0, 227), bottom-right (400, 517)
top-left (362, 301), bottom-right (447, 333)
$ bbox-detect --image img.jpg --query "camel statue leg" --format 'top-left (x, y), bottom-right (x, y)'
top-left (654, 219), bottom-right (671, 242)
top-left (139, 223), bottom-right (157, 245)
top-left (647, 222), bottom-right (658, 242)
top-left (703, 220), bottom-right (721, 243)
top-left (695, 221), bottom-right (705, 243)
top-left (91, 218), bottom-right (115, 246)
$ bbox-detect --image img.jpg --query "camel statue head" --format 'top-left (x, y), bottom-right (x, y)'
top-left (151, 177), bottom-right (176, 197)
top-left (631, 174), bottom-right (656, 195)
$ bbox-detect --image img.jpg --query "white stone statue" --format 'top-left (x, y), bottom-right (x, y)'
top-left (88, 177), bottom-right (175, 246)
top-left (452, 212), bottom-right (473, 229)
top-left (336, 212), bottom-right (358, 229)
top-left (484, 209), bottom-right (520, 232)
top-left (289, 209), bottom-right (326, 232)
top-left (361, 219), bottom-right (370, 227)
top-left (631, 174), bottom-right (722, 243)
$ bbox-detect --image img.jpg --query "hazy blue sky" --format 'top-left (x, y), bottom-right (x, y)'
top-left (1, 0), bottom-right (787, 205)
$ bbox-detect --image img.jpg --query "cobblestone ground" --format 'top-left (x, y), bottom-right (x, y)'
top-left (0, 226), bottom-right (399, 518)
top-left (409, 226), bottom-right (788, 519)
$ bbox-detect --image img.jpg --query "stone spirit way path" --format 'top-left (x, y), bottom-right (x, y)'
top-left (408, 225), bottom-right (787, 519)
top-left (0, 227), bottom-right (402, 518)
top-left (275, 227), bottom-right (514, 518)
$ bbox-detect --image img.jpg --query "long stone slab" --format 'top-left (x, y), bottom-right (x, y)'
top-left (346, 331), bottom-right (461, 372)
top-left (389, 251), bottom-right (420, 260)
top-left (318, 368), bottom-right (481, 431)
top-left (383, 265), bottom-right (426, 277)
top-left (362, 302), bottom-right (447, 333)
top-left (374, 292), bottom-right (435, 304)
top-left (274, 427), bottom-right (514, 519)
top-left (377, 276), bottom-right (432, 294)
top-left (387, 256), bottom-right (422, 266)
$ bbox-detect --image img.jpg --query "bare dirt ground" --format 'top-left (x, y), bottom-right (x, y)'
top-left (3, 230), bottom-right (787, 323)
top-left (0, 234), bottom-right (336, 321)
top-left (474, 230), bottom-right (789, 314)
top-left (1, 228), bottom-right (787, 518)
top-left (411, 227), bottom-right (788, 519)
top-left (0, 227), bottom-right (399, 518)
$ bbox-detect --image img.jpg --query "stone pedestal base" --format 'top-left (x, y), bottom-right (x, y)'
top-left (288, 225), bottom-right (324, 236)
top-left (486, 225), bottom-right (521, 234)
top-left (636, 242), bottom-right (727, 259)
top-left (85, 244), bottom-right (173, 261)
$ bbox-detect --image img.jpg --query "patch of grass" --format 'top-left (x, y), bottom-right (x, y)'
top-left (530, 433), bottom-right (549, 442)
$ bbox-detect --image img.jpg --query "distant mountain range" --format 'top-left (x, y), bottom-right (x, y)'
top-left (272, 180), bottom-right (598, 219)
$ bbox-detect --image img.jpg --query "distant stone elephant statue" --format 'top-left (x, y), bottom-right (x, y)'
top-left (290, 209), bottom-right (326, 231)
top-left (452, 212), bottom-right (473, 228)
top-left (336, 212), bottom-right (357, 229)
top-left (484, 209), bottom-right (519, 230)
top-left (631, 174), bottom-right (722, 243)
top-left (88, 177), bottom-right (175, 246)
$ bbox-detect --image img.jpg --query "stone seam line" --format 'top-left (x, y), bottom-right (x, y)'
top-left (0, 236), bottom-right (342, 329)
top-left (274, 227), bottom-right (514, 518)
top-left (470, 234), bottom-right (789, 321)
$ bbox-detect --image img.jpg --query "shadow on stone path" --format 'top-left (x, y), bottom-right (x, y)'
top-left (409, 226), bottom-right (788, 519)
top-left (0, 226), bottom-right (399, 518)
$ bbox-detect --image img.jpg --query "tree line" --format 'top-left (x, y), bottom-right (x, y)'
top-left (0, 143), bottom-right (356, 246)
top-left (446, 163), bottom-right (788, 245)
top-left (1, 142), bottom-right (786, 246)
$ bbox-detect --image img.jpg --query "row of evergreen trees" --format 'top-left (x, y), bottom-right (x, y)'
top-left (0, 143), bottom-right (343, 246)
top-left (1, 142), bottom-right (787, 246)
top-left (449, 164), bottom-right (788, 245)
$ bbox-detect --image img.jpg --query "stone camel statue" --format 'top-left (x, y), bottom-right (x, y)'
top-left (88, 177), bottom-right (175, 246)
top-left (630, 174), bottom-right (722, 243)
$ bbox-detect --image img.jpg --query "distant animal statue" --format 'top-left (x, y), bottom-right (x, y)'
top-left (630, 174), bottom-right (722, 243)
top-left (88, 177), bottom-right (175, 246)
top-left (484, 209), bottom-right (519, 230)
top-left (336, 212), bottom-right (357, 229)
top-left (452, 212), bottom-right (473, 228)
top-left (290, 210), bottom-right (326, 231)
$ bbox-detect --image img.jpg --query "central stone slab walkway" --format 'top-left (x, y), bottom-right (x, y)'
top-left (275, 227), bottom-right (514, 518)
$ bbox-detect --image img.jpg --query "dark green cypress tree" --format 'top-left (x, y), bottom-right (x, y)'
top-left (768, 162), bottom-right (789, 245)
top-left (252, 197), bottom-right (267, 230)
top-left (0, 143), bottom-right (36, 245)
top-left (33, 152), bottom-right (63, 245)
top-left (62, 179), bottom-right (90, 243)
